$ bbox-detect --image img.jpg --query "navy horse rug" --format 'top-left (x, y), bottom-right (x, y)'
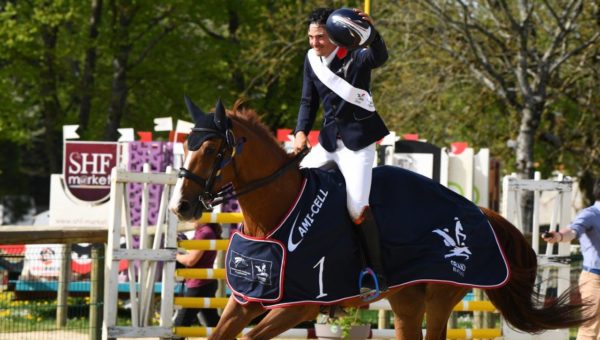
top-left (226, 166), bottom-right (509, 308)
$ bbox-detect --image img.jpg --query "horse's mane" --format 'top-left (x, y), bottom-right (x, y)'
top-left (227, 101), bottom-right (294, 161)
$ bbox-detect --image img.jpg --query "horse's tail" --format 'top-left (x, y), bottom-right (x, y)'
top-left (482, 207), bottom-right (590, 333)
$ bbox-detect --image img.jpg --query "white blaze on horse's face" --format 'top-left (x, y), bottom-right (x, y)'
top-left (168, 149), bottom-right (195, 220)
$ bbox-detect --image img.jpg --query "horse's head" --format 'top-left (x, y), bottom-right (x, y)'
top-left (168, 96), bottom-right (238, 221)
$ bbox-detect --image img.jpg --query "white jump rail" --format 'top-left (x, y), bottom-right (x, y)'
top-left (103, 166), bottom-right (179, 339)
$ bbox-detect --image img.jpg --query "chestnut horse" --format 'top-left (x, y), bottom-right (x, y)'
top-left (169, 98), bottom-right (588, 340)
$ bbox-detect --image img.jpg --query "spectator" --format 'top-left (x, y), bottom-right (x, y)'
top-left (543, 179), bottom-right (600, 339)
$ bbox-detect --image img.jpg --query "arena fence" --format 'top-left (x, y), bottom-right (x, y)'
top-left (0, 243), bottom-right (104, 340)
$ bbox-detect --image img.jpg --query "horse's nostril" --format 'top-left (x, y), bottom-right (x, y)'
top-left (178, 201), bottom-right (191, 213)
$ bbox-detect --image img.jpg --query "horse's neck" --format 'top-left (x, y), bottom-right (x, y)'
top-left (230, 119), bottom-right (303, 237)
top-left (237, 170), bottom-right (302, 237)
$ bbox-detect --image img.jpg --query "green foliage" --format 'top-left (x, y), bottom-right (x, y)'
top-left (374, 0), bottom-right (599, 179)
top-left (0, 291), bottom-right (89, 333)
top-left (318, 307), bottom-right (369, 339)
top-left (0, 0), bottom-right (598, 206)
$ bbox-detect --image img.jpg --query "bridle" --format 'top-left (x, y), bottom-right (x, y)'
top-left (177, 122), bottom-right (309, 212)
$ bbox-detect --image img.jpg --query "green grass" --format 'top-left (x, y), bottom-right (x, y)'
top-left (0, 291), bottom-right (90, 333)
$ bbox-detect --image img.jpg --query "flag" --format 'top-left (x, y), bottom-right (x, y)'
top-left (402, 133), bottom-right (419, 141)
top-left (63, 125), bottom-right (79, 140)
top-left (175, 119), bottom-right (194, 134)
top-left (173, 119), bottom-right (194, 143)
top-left (277, 129), bottom-right (293, 143)
top-left (117, 128), bottom-right (135, 142)
top-left (153, 117), bottom-right (173, 132)
top-left (137, 131), bottom-right (152, 142)
top-left (307, 131), bottom-right (320, 146)
top-left (451, 142), bottom-right (469, 155)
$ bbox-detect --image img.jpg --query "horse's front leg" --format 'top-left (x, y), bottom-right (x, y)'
top-left (241, 304), bottom-right (321, 340)
top-left (208, 296), bottom-right (265, 340)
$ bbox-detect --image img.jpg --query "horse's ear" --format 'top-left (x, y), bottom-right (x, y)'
top-left (184, 94), bottom-right (206, 123)
top-left (214, 98), bottom-right (227, 131)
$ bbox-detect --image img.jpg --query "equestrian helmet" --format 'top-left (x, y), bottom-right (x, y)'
top-left (325, 8), bottom-right (374, 49)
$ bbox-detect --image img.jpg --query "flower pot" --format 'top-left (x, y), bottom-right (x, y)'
top-left (314, 323), bottom-right (371, 340)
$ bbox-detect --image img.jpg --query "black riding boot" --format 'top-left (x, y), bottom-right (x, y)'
top-left (355, 207), bottom-right (388, 293)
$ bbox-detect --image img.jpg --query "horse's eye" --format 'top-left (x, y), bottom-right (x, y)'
top-left (204, 146), bottom-right (217, 156)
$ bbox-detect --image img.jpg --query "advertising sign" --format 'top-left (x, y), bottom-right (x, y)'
top-left (63, 141), bottom-right (118, 204)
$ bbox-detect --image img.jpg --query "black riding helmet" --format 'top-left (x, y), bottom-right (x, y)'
top-left (325, 8), bottom-right (375, 49)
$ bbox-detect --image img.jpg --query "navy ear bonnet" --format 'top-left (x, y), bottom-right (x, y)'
top-left (184, 95), bottom-right (231, 151)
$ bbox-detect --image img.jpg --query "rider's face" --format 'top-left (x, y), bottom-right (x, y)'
top-left (308, 24), bottom-right (337, 57)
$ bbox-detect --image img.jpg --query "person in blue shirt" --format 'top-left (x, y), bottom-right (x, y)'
top-left (292, 7), bottom-right (389, 293)
top-left (543, 179), bottom-right (600, 339)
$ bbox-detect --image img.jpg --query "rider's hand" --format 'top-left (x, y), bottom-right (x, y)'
top-left (293, 131), bottom-right (310, 154)
top-left (354, 8), bottom-right (374, 26)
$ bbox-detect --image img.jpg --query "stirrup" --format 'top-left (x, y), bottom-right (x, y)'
top-left (358, 268), bottom-right (381, 302)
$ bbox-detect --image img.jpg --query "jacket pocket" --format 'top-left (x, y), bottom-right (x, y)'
top-left (353, 110), bottom-right (376, 121)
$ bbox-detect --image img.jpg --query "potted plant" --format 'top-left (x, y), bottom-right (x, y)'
top-left (314, 308), bottom-right (371, 340)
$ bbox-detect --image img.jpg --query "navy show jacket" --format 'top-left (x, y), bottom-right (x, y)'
top-left (295, 31), bottom-right (390, 152)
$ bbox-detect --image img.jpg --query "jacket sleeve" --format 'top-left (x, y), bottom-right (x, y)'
top-left (294, 55), bottom-right (320, 134)
top-left (358, 29), bottom-right (388, 69)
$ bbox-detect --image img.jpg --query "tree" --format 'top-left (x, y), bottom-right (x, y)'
top-left (409, 0), bottom-right (599, 179)
top-left (0, 0), bottom-right (86, 175)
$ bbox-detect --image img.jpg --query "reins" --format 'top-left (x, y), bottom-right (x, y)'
top-left (213, 147), bottom-right (309, 204)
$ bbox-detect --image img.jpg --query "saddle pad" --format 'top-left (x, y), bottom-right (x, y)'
top-left (228, 166), bottom-right (509, 309)
top-left (225, 232), bottom-right (286, 303)
top-left (369, 166), bottom-right (509, 289)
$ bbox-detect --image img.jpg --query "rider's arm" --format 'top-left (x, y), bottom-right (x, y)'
top-left (293, 55), bottom-right (319, 151)
top-left (543, 207), bottom-right (594, 243)
top-left (177, 249), bottom-right (205, 267)
top-left (542, 228), bottom-right (576, 244)
top-left (359, 30), bottom-right (388, 69)
top-left (354, 11), bottom-right (387, 69)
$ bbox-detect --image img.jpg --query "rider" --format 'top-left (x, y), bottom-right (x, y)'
top-left (292, 7), bottom-right (390, 292)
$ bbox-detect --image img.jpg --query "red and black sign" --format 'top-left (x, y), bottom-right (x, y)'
top-left (63, 141), bottom-right (118, 203)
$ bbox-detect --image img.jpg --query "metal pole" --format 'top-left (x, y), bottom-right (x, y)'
top-left (90, 243), bottom-right (105, 340)
top-left (57, 243), bottom-right (72, 328)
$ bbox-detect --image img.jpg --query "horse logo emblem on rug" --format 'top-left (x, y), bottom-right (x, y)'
top-left (432, 217), bottom-right (473, 277)
top-left (432, 217), bottom-right (472, 260)
top-left (233, 256), bottom-right (249, 268)
top-left (228, 250), bottom-right (274, 286)
top-left (255, 263), bottom-right (270, 284)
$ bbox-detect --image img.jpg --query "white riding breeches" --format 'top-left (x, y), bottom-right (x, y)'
top-left (300, 139), bottom-right (375, 221)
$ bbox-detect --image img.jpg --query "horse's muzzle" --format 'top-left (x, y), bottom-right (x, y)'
top-left (170, 199), bottom-right (201, 221)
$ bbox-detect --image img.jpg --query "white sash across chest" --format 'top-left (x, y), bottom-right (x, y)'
top-left (307, 49), bottom-right (376, 112)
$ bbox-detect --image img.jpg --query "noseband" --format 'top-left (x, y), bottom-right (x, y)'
top-left (178, 125), bottom-right (308, 212)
